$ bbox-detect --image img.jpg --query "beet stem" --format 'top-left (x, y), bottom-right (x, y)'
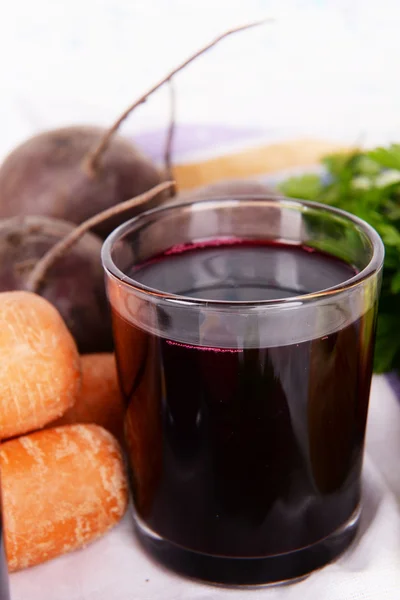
top-left (164, 80), bottom-right (176, 197)
top-left (84, 20), bottom-right (271, 173)
top-left (25, 181), bottom-right (174, 295)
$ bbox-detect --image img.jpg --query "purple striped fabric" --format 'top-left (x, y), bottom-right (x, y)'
top-left (131, 123), bottom-right (272, 163)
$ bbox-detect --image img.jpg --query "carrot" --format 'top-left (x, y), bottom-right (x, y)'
top-left (51, 353), bottom-right (125, 442)
top-left (0, 291), bottom-right (80, 439)
top-left (1, 424), bottom-right (128, 571)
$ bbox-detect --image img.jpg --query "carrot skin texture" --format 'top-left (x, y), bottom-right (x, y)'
top-left (0, 291), bottom-right (81, 439)
top-left (1, 424), bottom-right (128, 571)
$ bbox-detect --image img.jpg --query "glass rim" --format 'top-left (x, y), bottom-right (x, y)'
top-left (102, 195), bottom-right (385, 308)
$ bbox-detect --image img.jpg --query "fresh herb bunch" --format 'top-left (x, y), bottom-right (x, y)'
top-left (279, 145), bottom-right (400, 373)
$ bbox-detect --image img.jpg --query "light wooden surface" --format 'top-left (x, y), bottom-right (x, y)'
top-left (173, 138), bottom-right (352, 189)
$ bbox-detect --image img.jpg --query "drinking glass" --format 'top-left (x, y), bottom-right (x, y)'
top-left (102, 196), bottom-right (384, 586)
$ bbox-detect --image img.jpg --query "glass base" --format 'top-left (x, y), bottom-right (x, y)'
top-left (135, 506), bottom-right (360, 587)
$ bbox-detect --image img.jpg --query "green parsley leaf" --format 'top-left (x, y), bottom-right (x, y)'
top-left (367, 145), bottom-right (400, 170)
top-left (279, 144), bottom-right (400, 373)
top-left (279, 174), bottom-right (322, 200)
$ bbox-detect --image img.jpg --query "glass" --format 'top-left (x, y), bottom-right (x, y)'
top-left (102, 196), bottom-right (384, 586)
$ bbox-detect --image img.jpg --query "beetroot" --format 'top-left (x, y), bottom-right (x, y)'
top-left (0, 23), bottom-right (264, 242)
top-left (0, 22), bottom-right (267, 356)
top-left (0, 127), bottom-right (165, 239)
top-left (0, 216), bottom-right (112, 353)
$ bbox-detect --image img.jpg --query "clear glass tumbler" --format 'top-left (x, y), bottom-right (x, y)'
top-left (102, 196), bottom-right (384, 586)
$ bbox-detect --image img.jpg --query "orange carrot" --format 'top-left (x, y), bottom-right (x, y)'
top-left (1, 424), bottom-right (128, 571)
top-left (0, 291), bottom-right (80, 439)
top-left (52, 353), bottom-right (125, 442)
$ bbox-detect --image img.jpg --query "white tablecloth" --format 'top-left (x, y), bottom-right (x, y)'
top-left (10, 375), bottom-right (400, 600)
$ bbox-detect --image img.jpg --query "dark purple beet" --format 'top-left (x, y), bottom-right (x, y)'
top-left (0, 126), bottom-right (167, 239)
top-left (0, 216), bottom-right (112, 353)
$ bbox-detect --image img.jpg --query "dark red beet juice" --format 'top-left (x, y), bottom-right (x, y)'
top-left (111, 240), bottom-right (376, 584)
